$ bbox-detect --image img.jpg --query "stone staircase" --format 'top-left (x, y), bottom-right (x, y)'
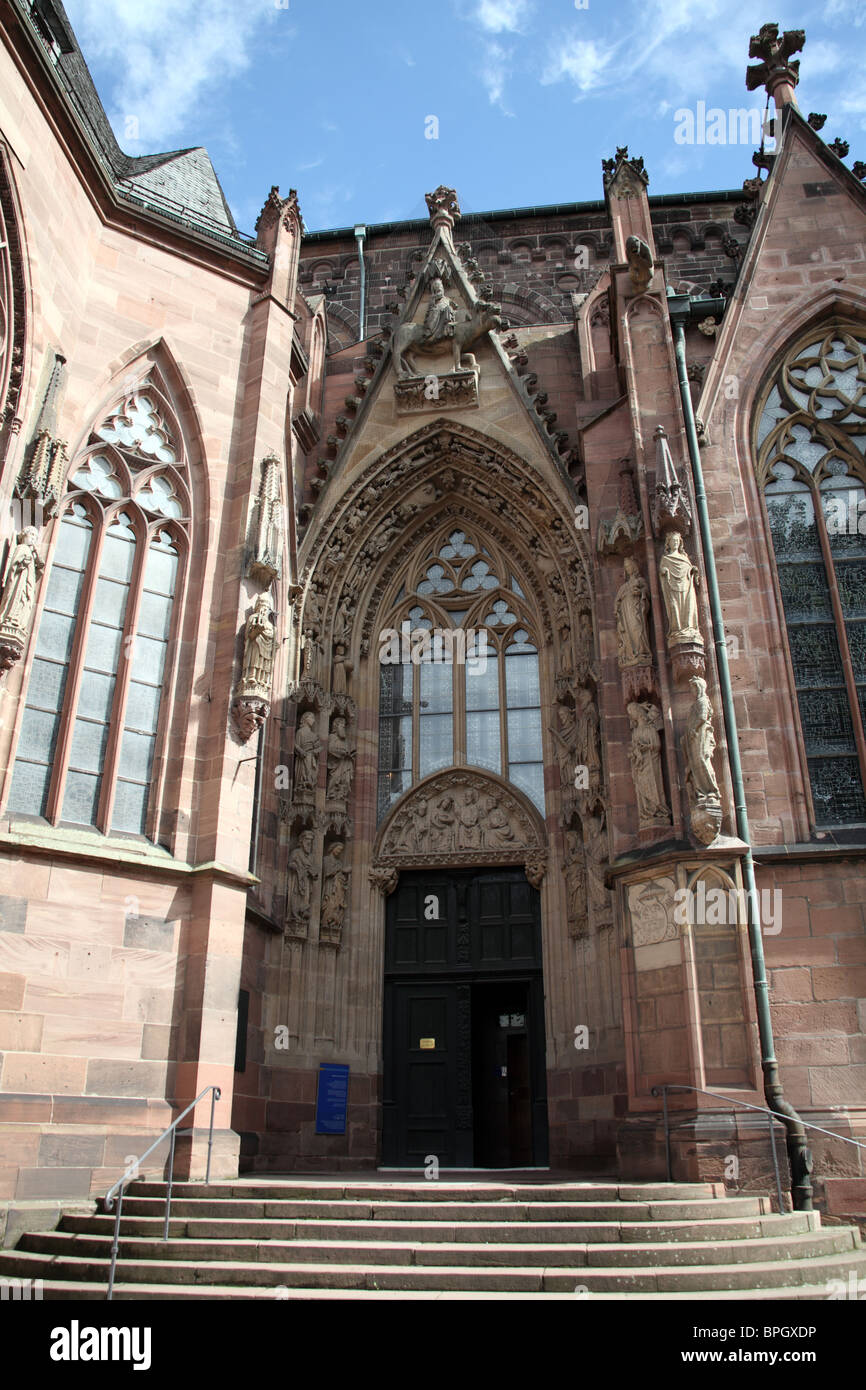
top-left (2, 1177), bottom-right (865, 1299)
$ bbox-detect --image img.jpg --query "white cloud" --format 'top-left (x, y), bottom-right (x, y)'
top-left (481, 41), bottom-right (516, 112)
top-left (298, 157), bottom-right (324, 172)
top-left (542, 36), bottom-right (617, 94)
top-left (473, 0), bottom-right (531, 34)
top-left (64, 0), bottom-right (285, 148)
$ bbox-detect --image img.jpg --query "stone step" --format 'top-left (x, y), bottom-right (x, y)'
top-left (25, 1280), bottom-right (854, 1301)
top-left (111, 1196), bottom-right (771, 1223)
top-left (2, 1247), bottom-right (865, 1293)
top-left (127, 1180), bottom-right (722, 1204)
top-left (57, 1210), bottom-right (819, 1245)
top-left (17, 1227), bottom-right (857, 1269)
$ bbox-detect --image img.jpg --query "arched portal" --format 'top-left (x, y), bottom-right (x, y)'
top-left (276, 418), bottom-right (611, 1169)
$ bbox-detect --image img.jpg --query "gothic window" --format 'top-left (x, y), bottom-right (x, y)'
top-left (756, 326), bottom-right (866, 825)
top-left (377, 529), bottom-right (544, 822)
top-left (7, 387), bottom-right (189, 837)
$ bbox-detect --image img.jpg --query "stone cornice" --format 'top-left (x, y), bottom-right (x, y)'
top-left (0, 824), bottom-right (258, 887)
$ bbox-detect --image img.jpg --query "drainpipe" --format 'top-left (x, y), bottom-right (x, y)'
top-left (354, 224), bottom-right (367, 342)
top-left (667, 290), bottom-right (813, 1211)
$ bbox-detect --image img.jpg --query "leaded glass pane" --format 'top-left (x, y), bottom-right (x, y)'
top-left (137, 591), bottom-right (173, 640)
top-left (117, 729), bottom-right (155, 783)
top-left (807, 757), bottom-right (866, 825)
top-left (17, 706), bottom-right (61, 763)
top-left (505, 650), bottom-right (541, 707)
top-left (836, 562), bottom-right (866, 617)
top-left (128, 634), bottom-right (167, 685)
top-left (419, 660), bottom-right (452, 715)
top-left (125, 680), bottom-right (161, 734)
top-left (37, 610), bottom-right (78, 662)
top-left (61, 770), bottom-right (100, 823)
top-left (26, 658), bottom-right (67, 712)
top-left (53, 511), bottom-right (92, 568)
top-left (84, 622), bottom-right (124, 675)
top-left (508, 762), bottom-right (545, 812)
top-left (144, 543), bottom-right (178, 596)
top-left (507, 707), bottom-right (543, 764)
top-left (378, 770), bottom-right (410, 823)
top-left (75, 669), bottom-right (115, 723)
top-left (466, 710), bottom-right (501, 773)
top-left (100, 522), bottom-right (136, 581)
top-left (466, 653), bottom-right (498, 711)
top-left (419, 713), bottom-right (452, 778)
top-left (68, 717), bottom-right (111, 774)
top-left (44, 563), bottom-right (86, 616)
top-left (6, 758), bottom-right (52, 815)
top-left (92, 577), bottom-right (129, 628)
top-left (111, 779), bottom-right (149, 835)
top-left (379, 663), bottom-right (412, 715)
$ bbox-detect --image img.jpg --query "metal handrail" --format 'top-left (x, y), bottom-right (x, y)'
top-left (103, 1084), bottom-right (221, 1300)
top-left (652, 1084), bottom-right (866, 1212)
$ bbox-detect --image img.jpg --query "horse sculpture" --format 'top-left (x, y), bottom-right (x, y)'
top-left (393, 300), bottom-right (502, 379)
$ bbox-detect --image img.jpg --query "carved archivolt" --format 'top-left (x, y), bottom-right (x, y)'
top-left (373, 768), bottom-right (546, 876)
top-left (297, 419), bottom-right (593, 673)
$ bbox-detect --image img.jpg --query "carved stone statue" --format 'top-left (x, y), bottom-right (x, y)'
top-left (232, 592), bottom-right (275, 739)
top-left (326, 715), bottom-right (355, 805)
top-left (625, 234), bottom-right (654, 293)
top-left (459, 786), bottom-right (482, 849)
top-left (615, 558), bottom-right (652, 667)
top-left (320, 842), bottom-right (349, 947)
top-left (239, 593), bottom-right (275, 696)
top-left (659, 531), bottom-right (702, 646)
top-left (550, 703), bottom-right (577, 792)
top-left (0, 528), bottom-right (43, 660)
top-left (431, 794), bottom-right (457, 852)
top-left (423, 278), bottom-right (458, 341)
top-left (564, 830), bottom-right (588, 939)
top-left (683, 677), bottom-right (720, 801)
top-left (573, 684), bottom-right (602, 796)
top-left (293, 710), bottom-right (322, 796)
top-left (682, 676), bottom-right (722, 845)
top-left (484, 794), bottom-right (517, 848)
top-left (285, 829), bottom-right (318, 938)
top-left (301, 629), bottom-right (323, 684)
top-left (627, 701), bottom-right (671, 828)
top-left (332, 643), bottom-right (353, 696)
top-left (583, 808), bottom-right (612, 925)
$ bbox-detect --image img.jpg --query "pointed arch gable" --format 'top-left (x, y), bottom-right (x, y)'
top-left (299, 418), bottom-right (592, 662)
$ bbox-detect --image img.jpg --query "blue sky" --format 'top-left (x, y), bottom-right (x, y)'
top-left (64, 0), bottom-right (862, 236)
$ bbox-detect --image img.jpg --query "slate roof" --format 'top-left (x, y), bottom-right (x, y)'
top-left (23, 0), bottom-right (250, 248)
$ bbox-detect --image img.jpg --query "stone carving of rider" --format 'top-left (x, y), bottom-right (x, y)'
top-left (423, 278), bottom-right (457, 342)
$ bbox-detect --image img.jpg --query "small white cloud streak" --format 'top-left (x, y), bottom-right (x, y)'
top-left (64, 0), bottom-right (285, 147)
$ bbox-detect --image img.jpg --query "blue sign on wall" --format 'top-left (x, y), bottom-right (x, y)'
top-left (315, 1063), bottom-right (349, 1135)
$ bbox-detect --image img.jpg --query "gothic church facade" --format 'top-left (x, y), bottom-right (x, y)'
top-left (0, 1), bottom-right (864, 1219)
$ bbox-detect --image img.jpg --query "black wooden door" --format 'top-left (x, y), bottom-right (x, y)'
top-left (382, 868), bottom-right (548, 1168)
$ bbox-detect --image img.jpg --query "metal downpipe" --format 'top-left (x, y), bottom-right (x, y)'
top-left (354, 224), bottom-right (367, 342)
top-left (667, 295), bottom-right (813, 1210)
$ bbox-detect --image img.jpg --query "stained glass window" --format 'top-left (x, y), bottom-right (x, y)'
top-left (757, 327), bottom-right (866, 825)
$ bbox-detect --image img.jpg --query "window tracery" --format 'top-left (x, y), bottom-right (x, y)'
top-left (756, 326), bottom-right (866, 825)
top-left (7, 381), bottom-right (189, 837)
